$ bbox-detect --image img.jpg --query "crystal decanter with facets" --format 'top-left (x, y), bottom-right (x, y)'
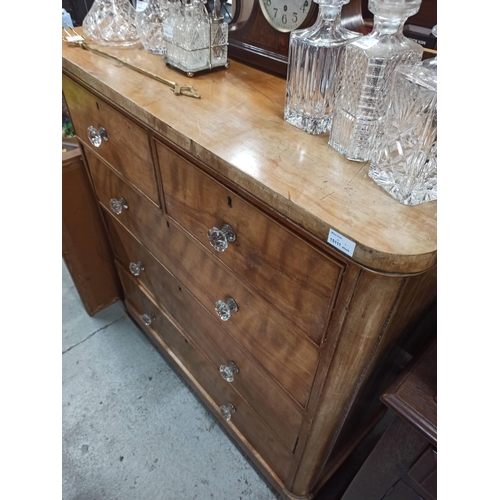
top-left (136, 0), bottom-right (169, 54)
top-left (368, 28), bottom-right (437, 206)
top-left (284, 0), bottom-right (361, 135)
top-left (328, 0), bottom-right (424, 162)
top-left (82, 0), bottom-right (139, 46)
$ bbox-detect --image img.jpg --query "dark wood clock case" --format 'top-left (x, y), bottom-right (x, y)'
top-left (227, 0), bottom-right (366, 77)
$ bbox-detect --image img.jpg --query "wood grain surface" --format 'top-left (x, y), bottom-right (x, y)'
top-left (62, 146), bottom-right (122, 315)
top-left (62, 31), bottom-right (436, 274)
top-left (156, 139), bottom-right (343, 344)
top-left (105, 211), bottom-right (305, 451)
top-left (86, 149), bottom-right (319, 408)
top-left (63, 74), bottom-right (160, 206)
top-left (119, 266), bottom-right (295, 481)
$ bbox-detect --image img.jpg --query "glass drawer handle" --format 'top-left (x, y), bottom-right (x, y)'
top-left (87, 125), bottom-right (109, 147)
top-left (220, 362), bottom-right (239, 383)
top-left (220, 403), bottom-right (236, 421)
top-left (208, 223), bottom-right (236, 252)
top-left (110, 197), bottom-right (128, 214)
top-left (141, 312), bottom-right (155, 326)
top-left (215, 298), bottom-right (238, 321)
top-left (129, 261), bottom-right (144, 276)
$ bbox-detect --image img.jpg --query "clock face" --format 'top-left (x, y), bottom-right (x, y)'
top-left (258, 0), bottom-right (314, 33)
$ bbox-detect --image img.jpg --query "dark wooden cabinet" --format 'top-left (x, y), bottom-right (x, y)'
top-left (341, 340), bottom-right (437, 500)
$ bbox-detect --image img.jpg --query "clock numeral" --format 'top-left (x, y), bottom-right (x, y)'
top-left (283, 5), bottom-right (288, 11)
top-left (274, 7), bottom-right (278, 17)
top-left (266, 0), bottom-right (271, 5)
top-left (282, 13), bottom-right (287, 24)
top-left (300, 1), bottom-right (309, 13)
top-left (292, 12), bottom-right (297, 23)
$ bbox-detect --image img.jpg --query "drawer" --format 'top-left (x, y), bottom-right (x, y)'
top-left (156, 140), bottom-right (344, 345)
top-left (86, 146), bottom-right (163, 237)
top-left (100, 190), bottom-right (318, 408)
top-left (63, 75), bottom-right (159, 206)
top-left (119, 265), bottom-right (294, 480)
top-left (106, 212), bottom-right (306, 450)
top-left (88, 153), bottom-right (318, 408)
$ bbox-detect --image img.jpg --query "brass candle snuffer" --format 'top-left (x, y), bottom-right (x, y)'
top-left (62, 24), bottom-right (201, 99)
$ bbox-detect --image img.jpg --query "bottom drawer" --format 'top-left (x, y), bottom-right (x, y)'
top-left (117, 263), bottom-right (294, 481)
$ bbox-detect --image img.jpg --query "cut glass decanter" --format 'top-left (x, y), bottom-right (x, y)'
top-left (369, 28), bottom-right (437, 205)
top-left (136, 0), bottom-right (169, 54)
top-left (284, 0), bottom-right (361, 135)
top-left (82, 0), bottom-right (139, 46)
top-left (329, 0), bottom-right (424, 162)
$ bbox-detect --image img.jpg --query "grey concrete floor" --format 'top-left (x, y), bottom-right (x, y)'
top-left (62, 260), bottom-right (281, 500)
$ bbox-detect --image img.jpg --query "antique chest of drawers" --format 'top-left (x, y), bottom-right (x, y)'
top-left (62, 34), bottom-right (437, 499)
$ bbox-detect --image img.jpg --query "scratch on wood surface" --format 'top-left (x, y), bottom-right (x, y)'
top-left (349, 163), bottom-right (367, 183)
top-left (195, 117), bottom-right (202, 137)
top-left (321, 190), bottom-right (336, 200)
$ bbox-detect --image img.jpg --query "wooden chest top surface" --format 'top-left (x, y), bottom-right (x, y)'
top-left (62, 31), bottom-right (437, 274)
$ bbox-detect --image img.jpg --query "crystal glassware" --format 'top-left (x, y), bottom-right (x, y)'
top-left (169, 0), bottom-right (210, 73)
top-left (328, 0), bottom-right (424, 162)
top-left (368, 40), bottom-right (437, 205)
top-left (210, 1), bottom-right (228, 68)
top-left (82, 0), bottom-right (139, 46)
top-left (165, 0), bottom-right (228, 75)
top-left (164, 0), bottom-right (183, 65)
top-left (136, 0), bottom-right (169, 54)
top-left (284, 0), bottom-right (361, 135)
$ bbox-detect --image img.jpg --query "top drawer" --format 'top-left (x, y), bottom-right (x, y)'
top-left (156, 140), bottom-right (344, 345)
top-left (62, 75), bottom-right (159, 206)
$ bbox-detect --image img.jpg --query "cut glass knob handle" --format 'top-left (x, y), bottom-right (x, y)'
top-left (110, 197), bottom-right (128, 214)
top-left (220, 403), bottom-right (236, 421)
top-left (208, 223), bottom-right (236, 252)
top-left (87, 126), bottom-right (109, 147)
top-left (129, 261), bottom-right (144, 276)
top-left (220, 362), bottom-right (239, 383)
top-left (215, 298), bottom-right (238, 321)
top-left (141, 313), bottom-right (155, 326)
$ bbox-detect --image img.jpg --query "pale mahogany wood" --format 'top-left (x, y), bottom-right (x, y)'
top-left (105, 211), bottom-right (304, 451)
top-left (156, 139), bottom-right (344, 344)
top-left (62, 32), bottom-right (436, 274)
top-left (63, 74), bottom-right (160, 207)
top-left (290, 269), bottom-right (436, 496)
top-left (118, 266), bottom-right (294, 482)
top-left (63, 41), bottom-right (438, 500)
top-left (86, 148), bottom-right (319, 408)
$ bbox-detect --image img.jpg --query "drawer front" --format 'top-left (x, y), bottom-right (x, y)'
top-left (63, 75), bottom-right (159, 205)
top-left (119, 266), bottom-right (294, 480)
top-left (90, 154), bottom-right (319, 408)
top-left (86, 146), bottom-right (163, 236)
top-left (106, 212), bottom-right (306, 450)
top-left (156, 140), bottom-right (344, 345)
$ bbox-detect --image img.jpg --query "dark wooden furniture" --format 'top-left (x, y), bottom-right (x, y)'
top-left (62, 33), bottom-right (436, 499)
top-left (341, 340), bottom-right (437, 500)
top-left (62, 142), bottom-right (122, 315)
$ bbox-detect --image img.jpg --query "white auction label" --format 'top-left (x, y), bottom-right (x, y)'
top-left (327, 229), bottom-right (356, 257)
